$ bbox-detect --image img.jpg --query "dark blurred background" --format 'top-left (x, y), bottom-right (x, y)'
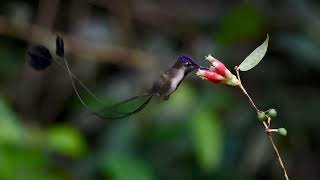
top-left (0, 0), bottom-right (319, 179)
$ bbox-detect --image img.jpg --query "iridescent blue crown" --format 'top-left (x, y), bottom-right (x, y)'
top-left (179, 55), bottom-right (208, 69)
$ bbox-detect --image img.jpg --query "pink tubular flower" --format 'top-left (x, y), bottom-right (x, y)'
top-left (196, 68), bottom-right (225, 83)
top-left (206, 54), bottom-right (232, 78)
top-left (196, 54), bottom-right (240, 86)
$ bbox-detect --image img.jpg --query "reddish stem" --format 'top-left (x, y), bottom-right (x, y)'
top-left (234, 66), bottom-right (289, 180)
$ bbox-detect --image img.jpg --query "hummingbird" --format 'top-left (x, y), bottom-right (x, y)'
top-left (98, 54), bottom-right (202, 119)
top-left (27, 36), bottom-right (202, 119)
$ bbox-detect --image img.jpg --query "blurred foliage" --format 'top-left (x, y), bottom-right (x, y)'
top-left (190, 110), bottom-right (223, 172)
top-left (101, 152), bottom-right (155, 180)
top-left (46, 124), bottom-right (87, 158)
top-left (216, 4), bottom-right (266, 44)
top-left (0, 0), bottom-right (319, 180)
top-left (0, 96), bottom-right (24, 145)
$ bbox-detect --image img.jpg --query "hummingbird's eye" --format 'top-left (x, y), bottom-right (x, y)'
top-left (185, 62), bottom-right (190, 66)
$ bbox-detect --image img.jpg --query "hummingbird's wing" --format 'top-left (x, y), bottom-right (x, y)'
top-left (149, 73), bottom-right (173, 97)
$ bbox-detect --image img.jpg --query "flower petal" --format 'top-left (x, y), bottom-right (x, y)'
top-left (197, 69), bottom-right (225, 83)
top-left (205, 55), bottom-right (229, 77)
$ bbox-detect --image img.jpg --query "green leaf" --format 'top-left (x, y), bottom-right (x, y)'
top-left (216, 4), bottom-right (265, 44)
top-left (0, 146), bottom-right (49, 180)
top-left (159, 82), bottom-right (196, 116)
top-left (46, 124), bottom-right (87, 158)
top-left (189, 110), bottom-right (223, 172)
top-left (239, 34), bottom-right (269, 71)
top-left (100, 152), bottom-right (155, 180)
top-left (0, 96), bottom-right (24, 145)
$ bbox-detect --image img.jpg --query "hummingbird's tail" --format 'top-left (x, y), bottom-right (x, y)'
top-left (96, 95), bottom-right (153, 119)
top-left (27, 37), bottom-right (153, 120)
top-left (58, 54), bottom-right (153, 120)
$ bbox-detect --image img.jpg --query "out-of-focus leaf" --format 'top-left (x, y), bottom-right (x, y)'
top-left (202, 87), bottom-right (235, 111)
top-left (46, 124), bottom-right (86, 158)
top-left (189, 109), bottom-right (223, 172)
top-left (216, 4), bottom-right (265, 44)
top-left (100, 152), bottom-right (155, 180)
top-left (239, 34), bottom-right (269, 71)
top-left (168, 83), bottom-right (195, 109)
top-left (0, 96), bottom-right (24, 145)
top-left (0, 146), bottom-right (49, 180)
top-left (157, 82), bottom-right (196, 119)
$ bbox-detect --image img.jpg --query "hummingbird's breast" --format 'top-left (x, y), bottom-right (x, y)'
top-left (150, 67), bottom-right (186, 97)
top-left (168, 68), bottom-right (185, 94)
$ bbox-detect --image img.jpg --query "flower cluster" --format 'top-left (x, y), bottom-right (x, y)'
top-left (196, 55), bottom-right (240, 86)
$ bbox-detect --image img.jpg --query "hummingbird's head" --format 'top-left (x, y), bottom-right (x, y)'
top-left (176, 55), bottom-right (200, 74)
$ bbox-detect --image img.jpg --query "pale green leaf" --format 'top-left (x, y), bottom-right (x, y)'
top-left (46, 124), bottom-right (87, 158)
top-left (0, 96), bottom-right (24, 145)
top-left (239, 34), bottom-right (269, 71)
top-left (189, 110), bottom-right (223, 172)
top-left (216, 4), bottom-right (265, 44)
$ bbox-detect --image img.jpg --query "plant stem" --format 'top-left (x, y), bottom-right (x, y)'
top-left (234, 66), bottom-right (289, 180)
top-left (268, 133), bottom-right (289, 180)
top-left (239, 83), bottom-right (260, 113)
top-left (235, 67), bottom-right (260, 113)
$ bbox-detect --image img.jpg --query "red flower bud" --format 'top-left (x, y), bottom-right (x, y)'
top-left (196, 69), bottom-right (225, 83)
top-left (205, 55), bottom-right (233, 78)
top-left (196, 54), bottom-right (240, 86)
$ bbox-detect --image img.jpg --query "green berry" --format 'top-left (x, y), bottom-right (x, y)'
top-left (278, 128), bottom-right (287, 136)
top-left (257, 112), bottom-right (266, 121)
top-left (267, 108), bottom-right (277, 118)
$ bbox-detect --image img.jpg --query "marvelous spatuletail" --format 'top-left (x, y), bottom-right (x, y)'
top-left (27, 36), bottom-right (202, 119)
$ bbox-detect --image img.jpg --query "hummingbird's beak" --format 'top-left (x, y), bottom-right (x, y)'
top-left (199, 67), bottom-right (210, 70)
top-left (189, 62), bottom-right (200, 70)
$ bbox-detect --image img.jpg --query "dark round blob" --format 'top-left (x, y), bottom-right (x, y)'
top-left (56, 36), bottom-right (64, 57)
top-left (27, 45), bottom-right (52, 70)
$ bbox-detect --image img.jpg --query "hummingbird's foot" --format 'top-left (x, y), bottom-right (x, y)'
top-left (163, 95), bottom-right (170, 100)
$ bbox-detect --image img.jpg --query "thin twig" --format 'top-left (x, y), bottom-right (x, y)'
top-left (234, 66), bottom-right (289, 180)
top-left (263, 121), bottom-right (269, 129)
top-left (268, 134), bottom-right (290, 180)
top-left (235, 67), bottom-right (260, 113)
